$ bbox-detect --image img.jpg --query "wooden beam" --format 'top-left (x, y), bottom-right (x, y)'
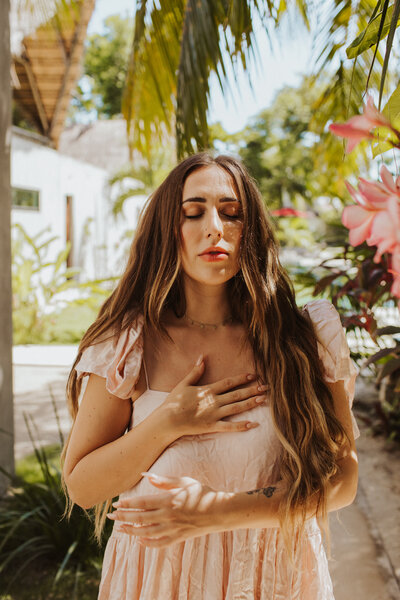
top-left (49, 0), bottom-right (96, 146)
top-left (14, 55), bottom-right (49, 135)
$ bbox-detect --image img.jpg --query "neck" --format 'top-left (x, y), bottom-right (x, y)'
top-left (182, 276), bottom-right (231, 325)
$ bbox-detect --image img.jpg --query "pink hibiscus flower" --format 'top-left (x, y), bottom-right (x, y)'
top-left (329, 95), bottom-right (391, 153)
top-left (342, 165), bottom-right (400, 249)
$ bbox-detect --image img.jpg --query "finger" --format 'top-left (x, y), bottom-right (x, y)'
top-left (210, 373), bottom-right (258, 395)
top-left (217, 383), bottom-right (267, 406)
top-left (108, 508), bottom-right (165, 524)
top-left (213, 420), bottom-right (259, 433)
top-left (117, 522), bottom-right (172, 537)
top-left (217, 395), bottom-right (266, 418)
top-left (142, 472), bottom-right (197, 489)
top-left (114, 494), bottom-right (170, 511)
top-left (137, 535), bottom-right (176, 548)
top-left (179, 355), bottom-right (205, 387)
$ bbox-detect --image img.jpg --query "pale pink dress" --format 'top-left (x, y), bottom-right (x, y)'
top-left (75, 299), bottom-right (360, 600)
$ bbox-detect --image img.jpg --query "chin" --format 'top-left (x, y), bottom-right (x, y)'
top-left (186, 269), bottom-right (236, 286)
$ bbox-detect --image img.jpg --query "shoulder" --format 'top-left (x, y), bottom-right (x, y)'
top-left (302, 300), bottom-right (360, 439)
top-left (75, 314), bottom-right (145, 399)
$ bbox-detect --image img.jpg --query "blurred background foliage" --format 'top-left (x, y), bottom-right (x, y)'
top-left (12, 223), bottom-right (117, 344)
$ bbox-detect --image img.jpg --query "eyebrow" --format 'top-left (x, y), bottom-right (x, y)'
top-left (182, 196), bottom-right (241, 204)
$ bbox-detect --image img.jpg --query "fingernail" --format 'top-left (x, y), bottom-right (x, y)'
top-left (247, 374), bottom-right (256, 380)
top-left (106, 513), bottom-right (117, 520)
top-left (246, 422), bottom-right (259, 429)
top-left (112, 501), bottom-right (121, 508)
top-left (258, 385), bottom-right (268, 392)
top-left (196, 354), bottom-right (203, 366)
top-left (255, 396), bottom-right (265, 403)
top-left (141, 471), bottom-right (161, 480)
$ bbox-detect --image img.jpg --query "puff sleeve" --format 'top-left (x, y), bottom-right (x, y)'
top-left (303, 299), bottom-right (360, 440)
top-left (74, 314), bottom-right (144, 400)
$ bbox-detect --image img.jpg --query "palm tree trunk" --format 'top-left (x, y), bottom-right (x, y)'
top-left (0, 0), bottom-right (15, 494)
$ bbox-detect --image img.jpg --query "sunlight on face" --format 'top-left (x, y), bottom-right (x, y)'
top-left (180, 165), bottom-right (243, 286)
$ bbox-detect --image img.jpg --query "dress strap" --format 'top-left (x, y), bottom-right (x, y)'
top-left (142, 357), bottom-right (150, 390)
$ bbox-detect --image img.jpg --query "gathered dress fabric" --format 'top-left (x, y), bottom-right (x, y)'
top-left (75, 299), bottom-right (360, 600)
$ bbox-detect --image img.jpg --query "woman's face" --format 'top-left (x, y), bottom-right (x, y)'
top-left (180, 165), bottom-right (243, 286)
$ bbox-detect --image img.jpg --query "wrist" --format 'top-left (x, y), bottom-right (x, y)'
top-left (208, 487), bottom-right (284, 532)
top-left (154, 403), bottom-right (184, 443)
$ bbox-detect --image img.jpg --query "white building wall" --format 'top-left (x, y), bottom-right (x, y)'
top-left (11, 129), bottom-right (109, 281)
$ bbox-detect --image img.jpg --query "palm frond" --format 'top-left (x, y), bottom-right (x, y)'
top-left (379, 0), bottom-right (400, 107)
top-left (122, 0), bottom-right (312, 159)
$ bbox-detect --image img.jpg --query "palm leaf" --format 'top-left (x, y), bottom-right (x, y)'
top-left (379, 0), bottom-right (400, 107)
top-left (123, 0), bottom-right (313, 159)
top-left (346, 1), bottom-right (390, 59)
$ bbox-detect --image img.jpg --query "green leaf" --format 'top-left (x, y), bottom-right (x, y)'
top-left (378, 356), bottom-right (400, 382)
top-left (382, 80), bottom-right (400, 127)
top-left (54, 242), bottom-right (71, 273)
top-left (379, 0), bottom-right (400, 108)
top-left (346, 1), bottom-right (395, 59)
top-left (371, 120), bottom-right (397, 157)
top-left (363, 345), bottom-right (400, 366)
top-left (53, 541), bottom-right (78, 585)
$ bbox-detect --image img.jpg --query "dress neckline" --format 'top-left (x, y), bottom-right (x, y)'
top-left (140, 388), bottom-right (169, 396)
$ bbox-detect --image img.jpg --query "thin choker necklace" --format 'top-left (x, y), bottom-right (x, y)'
top-left (184, 314), bottom-right (234, 330)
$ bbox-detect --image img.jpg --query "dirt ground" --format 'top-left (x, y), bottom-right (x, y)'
top-left (343, 376), bottom-right (400, 598)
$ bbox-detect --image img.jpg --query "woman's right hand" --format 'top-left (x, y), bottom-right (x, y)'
top-left (159, 355), bottom-right (268, 437)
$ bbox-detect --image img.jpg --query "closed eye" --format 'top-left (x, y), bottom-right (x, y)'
top-left (184, 213), bottom-right (240, 220)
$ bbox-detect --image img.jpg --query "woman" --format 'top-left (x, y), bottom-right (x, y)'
top-left (63, 152), bottom-right (360, 600)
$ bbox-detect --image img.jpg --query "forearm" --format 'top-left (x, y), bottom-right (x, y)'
top-left (214, 452), bottom-right (359, 532)
top-left (65, 407), bottom-right (178, 509)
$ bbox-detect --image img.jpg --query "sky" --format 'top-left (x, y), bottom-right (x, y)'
top-left (87, 0), bottom-right (314, 133)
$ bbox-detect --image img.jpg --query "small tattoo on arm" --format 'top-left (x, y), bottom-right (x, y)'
top-left (246, 486), bottom-right (276, 498)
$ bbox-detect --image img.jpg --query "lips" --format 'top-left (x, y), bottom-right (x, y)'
top-left (199, 246), bottom-right (229, 256)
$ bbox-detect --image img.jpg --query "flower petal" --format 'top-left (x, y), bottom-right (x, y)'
top-left (358, 178), bottom-right (390, 206)
top-left (364, 95), bottom-right (391, 127)
top-left (342, 205), bottom-right (374, 229)
top-left (368, 210), bottom-right (394, 248)
top-left (346, 214), bottom-right (375, 246)
top-left (380, 165), bottom-right (397, 194)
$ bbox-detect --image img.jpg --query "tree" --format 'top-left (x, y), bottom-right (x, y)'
top-left (71, 14), bottom-right (133, 119)
top-left (0, 0), bottom-right (14, 495)
top-left (212, 76), bottom-right (363, 210)
top-left (122, 1), bottom-right (399, 159)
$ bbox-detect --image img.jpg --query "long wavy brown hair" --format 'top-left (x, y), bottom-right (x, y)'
top-left (63, 152), bottom-right (349, 558)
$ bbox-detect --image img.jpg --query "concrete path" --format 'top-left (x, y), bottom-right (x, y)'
top-left (12, 345), bottom-right (400, 600)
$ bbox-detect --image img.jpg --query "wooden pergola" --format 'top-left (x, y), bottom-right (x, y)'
top-left (12, 0), bottom-right (95, 148)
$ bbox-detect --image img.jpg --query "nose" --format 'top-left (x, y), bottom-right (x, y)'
top-left (206, 206), bottom-right (223, 238)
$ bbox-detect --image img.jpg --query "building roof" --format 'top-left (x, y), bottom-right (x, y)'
top-left (11, 0), bottom-right (95, 148)
top-left (59, 119), bottom-right (145, 173)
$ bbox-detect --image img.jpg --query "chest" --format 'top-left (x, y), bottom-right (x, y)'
top-left (143, 326), bottom-right (256, 392)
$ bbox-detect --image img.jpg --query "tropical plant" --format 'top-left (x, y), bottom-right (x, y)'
top-left (0, 406), bottom-right (111, 597)
top-left (109, 141), bottom-right (176, 215)
top-left (329, 94), bottom-right (400, 307)
top-left (363, 325), bottom-right (400, 441)
top-left (121, 0), bottom-right (400, 159)
top-left (323, 93), bottom-right (400, 441)
top-left (11, 223), bottom-right (116, 344)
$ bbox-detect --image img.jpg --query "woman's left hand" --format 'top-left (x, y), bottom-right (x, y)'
top-left (107, 472), bottom-right (228, 548)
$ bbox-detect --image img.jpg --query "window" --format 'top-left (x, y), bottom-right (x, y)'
top-left (12, 187), bottom-right (40, 210)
